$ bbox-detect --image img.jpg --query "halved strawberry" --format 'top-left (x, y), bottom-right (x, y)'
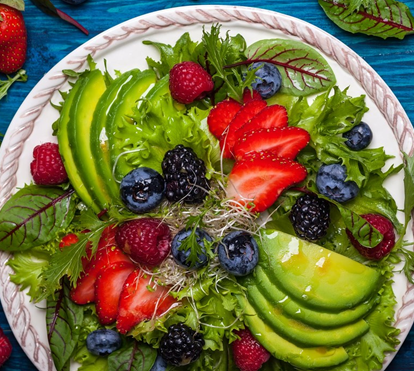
top-left (226, 151), bottom-right (307, 212)
top-left (235, 104), bottom-right (288, 138)
top-left (233, 127), bottom-right (310, 161)
top-left (116, 270), bottom-right (178, 334)
top-left (95, 261), bottom-right (135, 325)
top-left (243, 88), bottom-right (263, 103)
top-left (207, 98), bottom-right (242, 138)
top-left (220, 99), bottom-right (267, 158)
top-left (70, 245), bottom-right (132, 305)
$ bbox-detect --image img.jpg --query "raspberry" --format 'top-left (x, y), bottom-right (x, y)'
top-left (232, 329), bottom-right (270, 371)
top-left (346, 214), bottom-right (396, 260)
top-left (115, 218), bottom-right (171, 266)
top-left (30, 142), bottom-right (68, 185)
top-left (169, 61), bottom-right (214, 104)
top-left (0, 327), bottom-right (12, 367)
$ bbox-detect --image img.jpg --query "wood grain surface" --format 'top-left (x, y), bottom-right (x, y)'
top-left (0, 0), bottom-right (414, 370)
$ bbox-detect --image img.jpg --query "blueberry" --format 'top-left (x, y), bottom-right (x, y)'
top-left (316, 164), bottom-right (359, 203)
top-left (171, 228), bottom-right (211, 269)
top-left (120, 167), bottom-right (165, 213)
top-left (343, 122), bottom-right (373, 150)
top-left (250, 62), bottom-right (282, 99)
top-left (86, 329), bottom-right (122, 356)
top-left (218, 231), bottom-right (259, 276)
top-left (151, 355), bottom-right (168, 371)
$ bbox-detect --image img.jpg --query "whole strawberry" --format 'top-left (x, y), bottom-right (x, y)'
top-left (0, 327), bottom-right (12, 367)
top-left (169, 61), bottom-right (214, 104)
top-left (232, 328), bottom-right (270, 371)
top-left (115, 218), bottom-right (172, 266)
top-left (0, 3), bottom-right (27, 74)
top-left (30, 142), bottom-right (68, 185)
top-left (346, 214), bottom-right (396, 260)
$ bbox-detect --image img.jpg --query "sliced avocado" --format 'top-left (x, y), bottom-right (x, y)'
top-left (257, 230), bottom-right (382, 311)
top-left (105, 70), bottom-right (157, 182)
top-left (237, 294), bottom-right (349, 369)
top-left (249, 266), bottom-right (379, 328)
top-left (246, 284), bottom-right (369, 347)
top-left (66, 69), bottom-right (107, 213)
top-left (90, 69), bottom-right (155, 205)
top-left (57, 73), bottom-right (96, 210)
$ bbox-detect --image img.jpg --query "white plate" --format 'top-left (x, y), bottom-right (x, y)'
top-left (0, 5), bottom-right (413, 371)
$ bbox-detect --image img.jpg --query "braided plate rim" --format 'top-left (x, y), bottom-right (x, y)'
top-left (0, 5), bottom-right (412, 371)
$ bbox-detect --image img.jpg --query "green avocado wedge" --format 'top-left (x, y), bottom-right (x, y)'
top-left (57, 72), bottom-right (97, 211)
top-left (66, 69), bottom-right (107, 213)
top-left (257, 230), bottom-right (383, 311)
top-left (237, 295), bottom-right (349, 369)
top-left (90, 69), bottom-right (156, 206)
top-left (245, 284), bottom-right (369, 347)
top-left (250, 266), bottom-right (379, 328)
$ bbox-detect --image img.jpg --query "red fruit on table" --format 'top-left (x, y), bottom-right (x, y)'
top-left (0, 327), bottom-right (12, 367)
top-left (0, 4), bottom-right (27, 74)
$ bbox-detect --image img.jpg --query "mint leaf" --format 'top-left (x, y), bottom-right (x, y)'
top-left (0, 186), bottom-right (76, 252)
top-left (47, 278), bottom-right (84, 371)
top-left (319, 0), bottom-right (414, 39)
top-left (245, 39), bottom-right (336, 97)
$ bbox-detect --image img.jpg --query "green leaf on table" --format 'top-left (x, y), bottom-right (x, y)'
top-left (29, 0), bottom-right (89, 35)
top-left (0, 69), bottom-right (27, 101)
top-left (0, 0), bottom-right (25, 11)
top-left (319, 0), bottom-right (414, 39)
top-left (245, 39), bottom-right (336, 97)
top-left (47, 278), bottom-right (84, 371)
top-left (0, 185), bottom-right (76, 252)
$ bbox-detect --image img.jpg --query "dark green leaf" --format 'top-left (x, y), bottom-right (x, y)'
top-left (403, 152), bottom-right (414, 228)
top-left (0, 185), bottom-right (76, 252)
top-left (47, 279), bottom-right (84, 371)
top-left (108, 340), bottom-right (157, 371)
top-left (319, 0), bottom-right (414, 39)
top-left (29, 0), bottom-right (89, 35)
top-left (245, 39), bottom-right (336, 96)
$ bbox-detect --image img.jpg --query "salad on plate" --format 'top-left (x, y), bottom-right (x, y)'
top-left (0, 22), bottom-right (414, 371)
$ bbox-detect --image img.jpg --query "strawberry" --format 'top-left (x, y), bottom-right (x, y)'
top-left (220, 99), bottom-right (267, 158)
top-left (0, 4), bottom-right (27, 74)
top-left (232, 328), bottom-right (270, 371)
top-left (207, 98), bottom-right (242, 138)
top-left (0, 328), bottom-right (12, 367)
top-left (95, 261), bottom-right (135, 325)
top-left (235, 104), bottom-right (288, 138)
top-left (233, 126), bottom-right (310, 161)
top-left (116, 270), bottom-right (178, 334)
top-left (242, 88), bottom-right (263, 103)
top-left (59, 233), bottom-right (79, 248)
top-left (226, 151), bottom-right (307, 212)
top-left (346, 214), bottom-right (396, 260)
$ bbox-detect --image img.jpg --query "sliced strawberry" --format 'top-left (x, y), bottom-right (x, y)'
top-left (70, 246), bottom-right (131, 305)
top-left (207, 98), bottom-right (242, 138)
top-left (243, 88), bottom-right (263, 103)
top-left (59, 233), bottom-right (79, 248)
top-left (116, 270), bottom-right (178, 334)
top-left (95, 261), bottom-right (135, 325)
top-left (220, 99), bottom-right (267, 158)
top-left (226, 151), bottom-right (307, 213)
top-left (233, 127), bottom-right (310, 161)
top-left (235, 104), bottom-right (288, 139)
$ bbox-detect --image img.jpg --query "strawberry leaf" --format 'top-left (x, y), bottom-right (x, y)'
top-left (29, 0), bottom-right (89, 35)
top-left (245, 39), bottom-right (336, 97)
top-left (0, 0), bottom-right (25, 11)
top-left (319, 0), bottom-right (414, 39)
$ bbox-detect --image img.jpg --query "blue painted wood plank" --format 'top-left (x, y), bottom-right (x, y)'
top-left (1, 0), bottom-right (414, 370)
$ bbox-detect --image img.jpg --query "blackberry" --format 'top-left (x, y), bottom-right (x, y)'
top-left (162, 145), bottom-right (209, 203)
top-left (290, 194), bottom-right (330, 242)
top-left (159, 323), bottom-right (204, 366)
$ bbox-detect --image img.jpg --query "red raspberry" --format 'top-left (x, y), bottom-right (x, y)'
top-left (30, 142), bottom-right (68, 185)
top-left (346, 214), bottom-right (396, 260)
top-left (115, 218), bottom-right (171, 266)
top-left (169, 61), bottom-right (214, 104)
top-left (232, 328), bottom-right (270, 371)
top-left (0, 327), bottom-right (12, 367)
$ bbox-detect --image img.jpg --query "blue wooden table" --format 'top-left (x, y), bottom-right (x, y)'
top-left (1, 0), bottom-right (414, 370)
